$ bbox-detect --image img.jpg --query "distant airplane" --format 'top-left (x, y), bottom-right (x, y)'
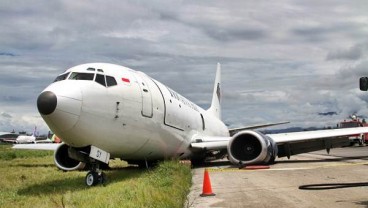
top-left (3, 127), bottom-right (52, 144)
top-left (3, 128), bottom-right (37, 144)
top-left (14, 63), bottom-right (368, 186)
top-left (0, 132), bottom-right (18, 142)
top-left (14, 134), bottom-right (36, 144)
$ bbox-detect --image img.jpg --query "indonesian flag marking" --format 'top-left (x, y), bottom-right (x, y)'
top-left (122, 78), bottom-right (130, 83)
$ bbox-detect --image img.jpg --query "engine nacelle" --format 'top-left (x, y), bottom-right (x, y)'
top-left (227, 130), bottom-right (278, 165)
top-left (54, 143), bottom-right (86, 171)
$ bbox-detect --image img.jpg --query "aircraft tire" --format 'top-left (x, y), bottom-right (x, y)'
top-left (85, 171), bottom-right (99, 186)
top-left (268, 155), bottom-right (276, 164)
top-left (99, 172), bottom-right (107, 184)
top-left (190, 159), bottom-right (205, 167)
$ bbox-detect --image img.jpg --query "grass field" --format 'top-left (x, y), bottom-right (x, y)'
top-left (0, 144), bottom-right (192, 208)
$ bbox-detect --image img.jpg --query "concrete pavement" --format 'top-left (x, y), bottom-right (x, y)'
top-left (186, 146), bottom-right (368, 208)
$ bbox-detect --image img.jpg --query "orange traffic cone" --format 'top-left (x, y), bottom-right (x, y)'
top-left (200, 169), bottom-right (216, 197)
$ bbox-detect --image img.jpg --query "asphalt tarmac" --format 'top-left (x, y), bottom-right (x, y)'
top-left (187, 145), bottom-right (368, 208)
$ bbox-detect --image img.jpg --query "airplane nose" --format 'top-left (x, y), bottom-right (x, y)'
top-left (37, 91), bottom-right (57, 115)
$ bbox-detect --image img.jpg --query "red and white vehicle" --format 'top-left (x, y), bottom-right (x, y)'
top-left (339, 115), bottom-right (368, 145)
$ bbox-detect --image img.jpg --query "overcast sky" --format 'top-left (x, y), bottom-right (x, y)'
top-left (1, 0), bottom-right (368, 134)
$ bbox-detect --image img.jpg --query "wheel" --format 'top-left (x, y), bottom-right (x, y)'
top-left (190, 158), bottom-right (205, 167)
top-left (268, 155), bottom-right (276, 164)
top-left (85, 171), bottom-right (99, 186)
top-left (99, 172), bottom-right (107, 184)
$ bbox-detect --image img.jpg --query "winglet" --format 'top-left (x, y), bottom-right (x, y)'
top-left (207, 63), bottom-right (221, 119)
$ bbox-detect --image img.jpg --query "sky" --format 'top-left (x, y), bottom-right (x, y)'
top-left (1, 0), bottom-right (368, 134)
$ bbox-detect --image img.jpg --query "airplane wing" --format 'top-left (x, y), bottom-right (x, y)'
top-left (190, 127), bottom-right (368, 163)
top-left (229, 121), bottom-right (289, 136)
top-left (269, 127), bottom-right (368, 158)
top-left (12, 143), bottom-right (61, 151)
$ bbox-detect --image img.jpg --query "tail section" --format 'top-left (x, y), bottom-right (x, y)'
top-left (207, 63), bottom-right (222, 119)
top-left (32, 126), bottom-right (38, 137)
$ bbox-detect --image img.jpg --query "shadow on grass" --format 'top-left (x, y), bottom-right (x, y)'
top-left (13, 163), bottom-right (55, 168)
top-left (17, 166), bottom-right (145, 196)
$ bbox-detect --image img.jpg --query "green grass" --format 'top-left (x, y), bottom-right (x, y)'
top-left (0, 144), bottom-right (53, 160)
top-left (0, 144), bottom-right (192, 208)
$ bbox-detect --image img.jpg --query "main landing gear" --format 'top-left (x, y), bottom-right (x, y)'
top-left (85, 162), bottom-right (106, 186)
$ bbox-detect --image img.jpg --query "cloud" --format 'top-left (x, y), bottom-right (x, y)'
top-left (0, 52), bottom-right (16, 57)
top-left (1, 1), bottom-right (368, 132)
top-left (1, 112), bottom-right (12, 118)
top-left (326, 45), bottom-right (363, 60)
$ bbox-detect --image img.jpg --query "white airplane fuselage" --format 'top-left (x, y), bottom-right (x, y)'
top-left (16, 135), bottom-right (36, 144)
top-left (39, 63), bottom-right (229, 161)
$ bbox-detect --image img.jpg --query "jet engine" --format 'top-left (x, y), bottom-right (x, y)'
top-left (54, 143), bottom-right (86, 171)
top-left (227, 130), bottom-right (278, 165)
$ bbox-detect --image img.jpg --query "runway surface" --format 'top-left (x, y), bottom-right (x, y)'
top-left (187, 145), bottom-right (368, 208)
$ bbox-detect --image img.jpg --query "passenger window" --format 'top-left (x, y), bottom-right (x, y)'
top-left (95, 74), bottom-right (106, 86)
top-left (106, 76), bottom-right (117, 87)
top-left (69, 72), bottom-right (94, 80)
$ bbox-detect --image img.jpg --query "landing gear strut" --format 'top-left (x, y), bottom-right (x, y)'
top-left (85, 162), bottom-right (106, 186)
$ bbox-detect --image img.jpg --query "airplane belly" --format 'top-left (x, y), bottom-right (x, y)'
top-left (67, 111), bottom-right (150, 154)
top-left (120, 125), bottom-right (190, 160)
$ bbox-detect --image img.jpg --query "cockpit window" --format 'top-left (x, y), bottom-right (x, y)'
top-left (54, 72), bottom-right (70, 82)
top-left (95, 74), bottom-right (106, 86)
top-left (69, 72), bottom-right (94, 80)
top-left (60, 71), bottom-right (117, 88)
top-left (106, 76), bottom-right (117, 87)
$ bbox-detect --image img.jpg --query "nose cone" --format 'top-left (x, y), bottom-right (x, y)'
top-left (37, 91), bottom-right (57, 115)
top-left (37, 82), bottom-right (82, 136)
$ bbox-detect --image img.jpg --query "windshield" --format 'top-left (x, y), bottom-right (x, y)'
top-left (53, 72), bottom-right (70, 82)
top-left (68, 72), bottom-right (95, 80)
top-left (54, 71), bottom-right (117, 88)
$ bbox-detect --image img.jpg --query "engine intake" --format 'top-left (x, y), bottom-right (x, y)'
top-left (227, 130), bottom-right (278, 165)
top-left (54, 143), bottom-right (86, 171)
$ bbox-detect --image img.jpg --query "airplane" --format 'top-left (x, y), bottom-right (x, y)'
top-left (13, 62), bottom-right (368, 186)
top-left (3, 128), bottom-right (37, 144)
top-left (0, 131), bottom-right (19, 143)
top-left (3, 127), bottom-right (53, 144)
top-left (14, 134), bottom-right (36, 144)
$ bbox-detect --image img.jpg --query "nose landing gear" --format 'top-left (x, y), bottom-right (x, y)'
top-left (85, 171), bottom-right (106, 186)
top-left (68, 145), bottom-right (110, 186)
top-left (85, 162), bottom-right (107, 186)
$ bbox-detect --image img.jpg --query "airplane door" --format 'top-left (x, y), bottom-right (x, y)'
top-left (136, 74), bottom-right (153, 118)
